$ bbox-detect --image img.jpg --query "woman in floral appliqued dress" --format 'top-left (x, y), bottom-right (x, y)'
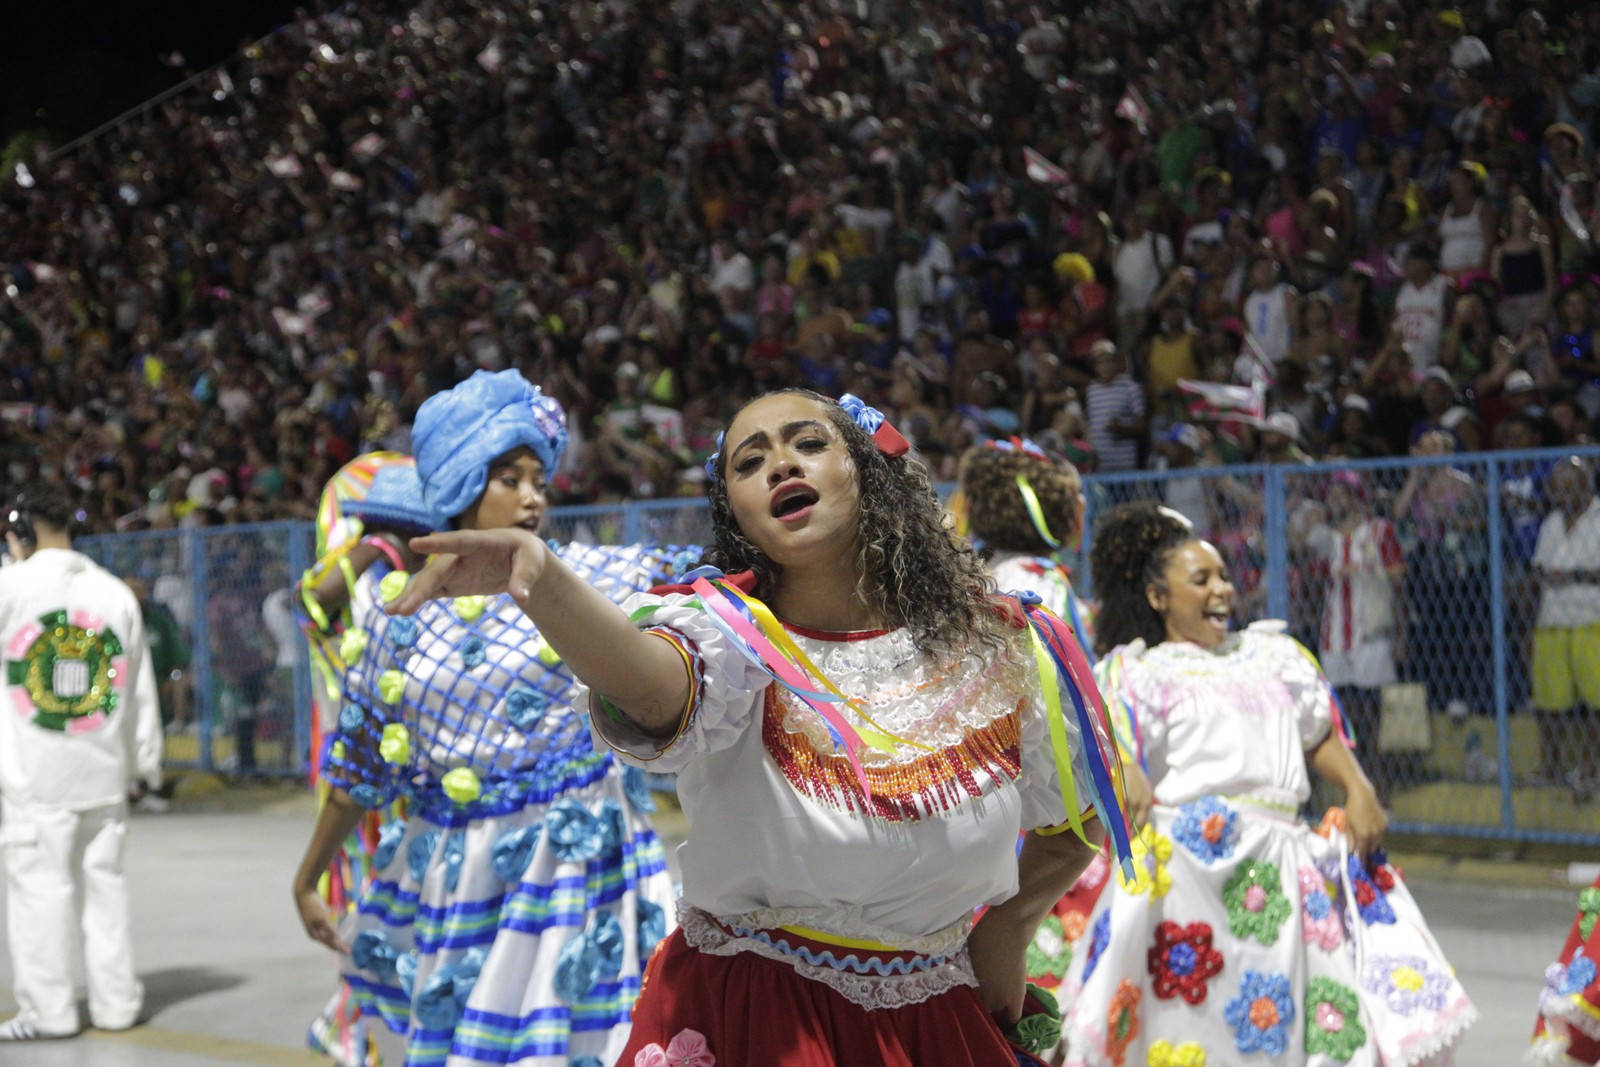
top-left (298, 370), bottom-right (686, 1067)
top-left (1528, 874), bottom-right (1600, 1065)
top-left (1057, 502), bottom-right (1474, 1067)
top-left (385, 388), bottom-right (1135, 1067)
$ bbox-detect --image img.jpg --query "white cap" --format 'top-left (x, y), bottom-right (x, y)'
top-left (1440, 405), bottom-right (1477, 431)
top-left (1504, 369), bottom-right (1537, 395)
top-left (1342, 395), bottom-right (1372, 414)
top-left (1261, 411), bottom-right (1301, 442)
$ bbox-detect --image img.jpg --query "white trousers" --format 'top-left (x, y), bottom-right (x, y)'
top-left (1, 797), bottom-right (143, 1034)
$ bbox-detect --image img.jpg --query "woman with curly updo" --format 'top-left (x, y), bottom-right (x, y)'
top-left (960, 438), bottom-right (1091, 655)
top-left (386, 388), bottom-right (1130, 1066)
top-left (1055, 502), bottom-right (1473, 1066)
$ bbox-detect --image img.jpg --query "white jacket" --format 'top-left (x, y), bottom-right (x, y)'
top-left (0, 548), bottom-right (163, 809)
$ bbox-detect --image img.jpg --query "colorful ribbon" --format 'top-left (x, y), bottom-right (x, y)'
top-left (1022, 601), bottom-right (1136, 878)
top-left (1013, 475), bottom-right (1061, 549)
top-left (628, 569), bottom-right (925, 794)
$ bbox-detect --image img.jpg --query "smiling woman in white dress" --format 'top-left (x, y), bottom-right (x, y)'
top-left (1055, 501), bottom-right (1473, 1067)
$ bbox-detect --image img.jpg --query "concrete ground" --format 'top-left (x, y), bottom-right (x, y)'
top-left (0, 784), bottom-right (1583, 1066)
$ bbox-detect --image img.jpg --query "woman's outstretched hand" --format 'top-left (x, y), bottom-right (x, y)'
top-left (386, 529), bottom-right (549, 615)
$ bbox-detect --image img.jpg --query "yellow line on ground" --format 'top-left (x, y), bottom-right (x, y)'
top-left (87, 1025), bottom-right (327, 1066)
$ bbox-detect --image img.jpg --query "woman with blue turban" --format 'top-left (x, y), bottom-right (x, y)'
top-left (298, 370), bottom-right (690, 1067)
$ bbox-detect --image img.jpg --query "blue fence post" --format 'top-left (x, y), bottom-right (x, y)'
top-left (622, 502), bottom-right (644, 546)
top-left (286, 522), bottom-right (313, 779)
top-left (1262, 466), bottom-right (1290, 623)
top-left (1485, 457), bottom-right (1515, 835)
top-left (186, 529), bottom-right (216, 772)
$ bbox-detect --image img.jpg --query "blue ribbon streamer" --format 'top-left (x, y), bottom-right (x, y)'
top-left (1025, 607), bottom-right (1136, 880)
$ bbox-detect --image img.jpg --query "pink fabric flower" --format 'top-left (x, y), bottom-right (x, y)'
top-left (634, 1046), bottom-right (670, 1067)
top-left (665, 1030), bottom-right (716, 1067)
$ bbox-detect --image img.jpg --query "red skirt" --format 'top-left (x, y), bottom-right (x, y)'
top-left (618, 927), bottom-right (1048, 1067)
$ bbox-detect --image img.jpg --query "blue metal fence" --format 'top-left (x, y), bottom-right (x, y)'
top-left (75, 447), bottom-right (1600, 846)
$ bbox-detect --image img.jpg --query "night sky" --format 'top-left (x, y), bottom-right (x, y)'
top-left (1, 0), bottom-right (303, 146)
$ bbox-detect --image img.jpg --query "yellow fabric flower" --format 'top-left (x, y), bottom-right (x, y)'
top-left (378, 723), bottom-right (411, 765)
top-left (1147, 1040), bottom-right (1207, 1067)
top-left (1119, 826), bottom-right (1174, 898)
top-left (378, 571), bottom-right (409, 604)
top-left (378, 669), bottom-right (406, 704)
top-left (454, 595), bottom-right (487, 621)
top-left (441, 767), bottom-right (482, 805)
top-left (339, 628), bottom-right (370, 664)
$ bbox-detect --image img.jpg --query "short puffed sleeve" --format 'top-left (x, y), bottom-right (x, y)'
top-left (1015, 655), bottom-right (1103, 833)
top-left (579, 590), bottom-right (773, 772)
top-left (1272, 632), bottom-right (1336, 750)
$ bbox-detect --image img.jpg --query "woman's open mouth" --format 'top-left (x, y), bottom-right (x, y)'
top-left (1203, 607), bottom-right (1232, 631)
top-left (770, 483), bottom-right (819, 523)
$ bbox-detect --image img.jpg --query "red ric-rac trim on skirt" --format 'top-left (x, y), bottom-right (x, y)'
top-left (762, 689), bottom-right (1024, 821)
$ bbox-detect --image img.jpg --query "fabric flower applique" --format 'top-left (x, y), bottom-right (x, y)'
top-left (1145, 1040), bottom-right (1207, 1067)
top-left (1171, 796), bottom-right (1239, 864)
top-left (1147, 921), bottom-right (1223, 1004)
top-left (633, 1028), bottom-right (716, 1067)
top-left (1558, 950), bottom-right (1598, 996)
top-left (1578, 886), bottom-right (1600, 940)
top-left (1027, 913), bottom-right (1074, 985)
top-left (1346, 853), bottom-right (1397, 925)
top-left (1117, 826), bottom-right (1174, 899)
top-left (1224, 970), bottom-right (1295, 1056)
top-left (503, 684), bottom-right (549, 730)
top-left (1223, 861), bottom-right (1291, 945)
top-left (1304, 976), bottom-right (1367, 1062)
top-left (1298, 866), bottom-right (1343, 951)
top-left (1361, 954), bottom-right (1453, 1016)
top-left (1084, 910), bottom-right (1112, 984)
top-left (623, 765), bottom-right (658, 814)
top-left (1104, 979), bottom-right (1142, 1066)
top-left (458, 634), bottom-right (487, 669)
top-left (545, 798), bottom-right (604, 863)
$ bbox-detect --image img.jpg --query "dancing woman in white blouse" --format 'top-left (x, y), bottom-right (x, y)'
top-left (388, 389), bottom-right (1124, 1067)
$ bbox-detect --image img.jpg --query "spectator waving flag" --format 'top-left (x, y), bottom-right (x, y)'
top-left (1024, 147), bottom-right (1069, 185)
top-left (1178, 379), bottom-right (1264, 421)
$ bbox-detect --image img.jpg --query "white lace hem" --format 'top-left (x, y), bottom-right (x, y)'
top-left (1543, 991), bottom-right (1600, 1043)
top-left (678, 906), bottom-right (978, 1011)
top-left (1386, 996), bottom-right (1479, 1067)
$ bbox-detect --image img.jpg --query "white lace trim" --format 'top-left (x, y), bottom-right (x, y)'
top-left (1544, 991), bottom-right (1600, 1043)
top-left (1525, 1033), bottom-right (1581, 1066)
top-left (699, 902), bottom-right (974, 958)
top-left (678, 905), bottom-right (977, 1011)
top-left (773, 628), bottom-right (1031, 758)
top-left (1385, 996), bottom-right (1479, 1067)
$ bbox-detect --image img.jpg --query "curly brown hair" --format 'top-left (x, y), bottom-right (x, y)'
top-left (703, 389), bottom-right (1013, 659)
top-left (960, 445), bottom-right (1082, 556)
top-left (1088, 501), bottom-right (1197, 656)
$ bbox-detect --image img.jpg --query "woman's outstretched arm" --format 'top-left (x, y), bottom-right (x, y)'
top-left (387, 529), bottom-right (691, 735)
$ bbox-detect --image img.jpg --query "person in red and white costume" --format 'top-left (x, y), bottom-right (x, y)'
top-left (0, 482), bottom-right (162, 1041)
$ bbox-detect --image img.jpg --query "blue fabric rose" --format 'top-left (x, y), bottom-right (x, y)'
top-left (459, 635), bottom-right (487, 669)
top-left (374, 821), bottom-right (406, 871)
top-left (414, 947), bottom-right (486, 1029)
top-left (596, 798), bottom-right (626, 859)
top-left (491, 824), bottom-right (543, 883)
top-left (387, 616), bottom-right (419, 649)
top-left (504, 684), bottom-right (549, 730)
top-left (546, 798), bottom-right (604, 864)
top-left (1225, 970), bottom-right (1295, 1055)
top-left (638, 899), bottom-right (666, 955)
top-left (1562, 953), bottom-right (1598, 995)
top-left (554, 929), bottom-right (603, 1004)
top-left (622, 766), bottom-right (657, 814)
top-left (442, 831), bottom-right (466, 893)
top-left (592, 909), bottom-right (624, 978)
top-left (395, 949), bottom-right (419, 999)
top-left (338, 703), bottom-right (366, 731)
top-left (351, 929), bottom-right (400, 982)
top-left (349, 783), bottom-right (386, 810)
top-left (1084, 910), bottom-right (1111, 983)
top-left (407, 829), bottom-right (441, 883)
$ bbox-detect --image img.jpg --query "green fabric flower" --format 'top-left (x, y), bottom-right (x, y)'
top-left (1223, 861), bottom-right (1291, 945)
top-left (1006, 983), bottom-right (1062, 1054)
top-left (1304, 977), bottom-right (1366, 1062)
top-left (1579, 887), bottom-right (1600, 940)
top-left (1026, 914), bottom-right (1073, 983)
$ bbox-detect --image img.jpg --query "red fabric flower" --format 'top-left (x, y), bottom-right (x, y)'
top-left (1147, 921), bottom-right (1225, 1004)
top-left (1105, 979), bottom-right (1142, 1066)
top-left (1355, 881), bottom-right (1377, 908)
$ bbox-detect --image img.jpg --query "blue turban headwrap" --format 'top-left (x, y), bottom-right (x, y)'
top-left (413, 369), bottom-right (568, 521)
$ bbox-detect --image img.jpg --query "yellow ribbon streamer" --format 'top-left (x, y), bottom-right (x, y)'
top-left (1025, 621), bottom-right (1087, 846)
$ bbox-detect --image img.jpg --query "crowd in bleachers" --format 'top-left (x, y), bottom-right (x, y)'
top-left (2, 0), bottom-right (1600, 533)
